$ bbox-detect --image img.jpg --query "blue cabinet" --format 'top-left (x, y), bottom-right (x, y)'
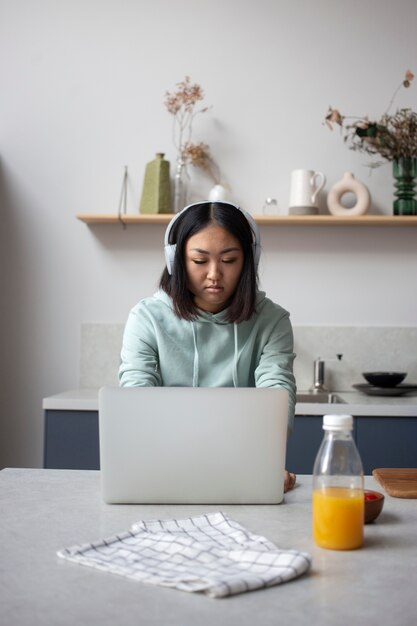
top-left (44, 410), bottom-right (100, 470)
top-left (286, 416), bottom-right (323, 474)
top-left (356, 416), bottom-right (417, 474)
top-left (287, 414), bottom-right (417, 475)
top-left (44, 409), bottom-right (417, 473)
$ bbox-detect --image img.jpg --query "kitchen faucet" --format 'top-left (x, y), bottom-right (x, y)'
top-left (311, 354), bottom-right (343, 393)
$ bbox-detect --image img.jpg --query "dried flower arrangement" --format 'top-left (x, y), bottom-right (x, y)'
top-left (181, 141), bottom-right (221, 184)
top-left (164, 76), bottom-right (221, 182)
top-left (325, 70), bottom-right (416, 166)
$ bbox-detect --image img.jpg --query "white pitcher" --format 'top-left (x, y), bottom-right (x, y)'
top-left (289, 169), bottom-right (326, 215)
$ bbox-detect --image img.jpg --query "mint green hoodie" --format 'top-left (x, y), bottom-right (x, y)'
top-left (119, 289), bottom-right (296, 431)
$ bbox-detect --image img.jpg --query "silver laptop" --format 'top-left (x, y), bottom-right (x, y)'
top-left (99, 386), bottom-right (288, 504)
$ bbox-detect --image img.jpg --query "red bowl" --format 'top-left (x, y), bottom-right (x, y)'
top-left (364, 489), bottom-right (385, 523)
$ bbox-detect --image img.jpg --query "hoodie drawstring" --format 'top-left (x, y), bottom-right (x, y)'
top-left (191, 323), bottom-right (199, 388)
top-left (232, 323), bottom-right (239, 387)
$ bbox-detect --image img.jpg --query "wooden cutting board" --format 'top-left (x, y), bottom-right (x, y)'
top-left (372, 468), bottom-right (417, 498)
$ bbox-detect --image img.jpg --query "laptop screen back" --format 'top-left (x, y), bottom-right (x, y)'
top-left (99, 386), bottom-right (288, 504)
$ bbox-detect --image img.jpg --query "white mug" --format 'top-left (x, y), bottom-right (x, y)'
top-left (289, 169), bottom-right (326, 214)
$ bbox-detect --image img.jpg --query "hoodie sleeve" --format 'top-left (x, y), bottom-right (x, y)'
top-left (119, 303), bottom-right (161, 387)
top-left (254, 308), bottom-right (296, 433)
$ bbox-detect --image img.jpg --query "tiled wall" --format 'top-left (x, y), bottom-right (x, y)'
top-left (80, 324), bottom-right (417, 391)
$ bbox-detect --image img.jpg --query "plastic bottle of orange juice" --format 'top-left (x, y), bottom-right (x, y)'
top-left (312, 414), bottom-right (364, 550)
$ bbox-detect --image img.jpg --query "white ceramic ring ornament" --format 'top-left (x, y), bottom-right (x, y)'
top-left (327, 172), bottom-right (371, 216)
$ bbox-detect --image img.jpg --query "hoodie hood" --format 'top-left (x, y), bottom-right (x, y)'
top-left (154, 288), bottom-right (267, 324)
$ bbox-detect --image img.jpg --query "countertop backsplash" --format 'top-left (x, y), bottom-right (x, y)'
top-left (80, 324), bottom-right (123, 388)
top-left (293, 326), bottom-right (417, 391)
top-left (80, 324), bottom-right (417, 391)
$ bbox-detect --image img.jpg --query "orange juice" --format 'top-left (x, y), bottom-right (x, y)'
top-left (313, 487), bottom-right (364, 550)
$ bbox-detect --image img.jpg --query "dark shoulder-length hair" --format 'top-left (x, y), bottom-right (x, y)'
top-left (159, 202), bottom-right (259, 322)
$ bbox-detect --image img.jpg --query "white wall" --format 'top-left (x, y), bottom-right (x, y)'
top-left (1, 0), bottom-right (417, 467)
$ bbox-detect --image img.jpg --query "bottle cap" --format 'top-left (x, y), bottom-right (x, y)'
top-left (323, 414), bottom-right (353, 430)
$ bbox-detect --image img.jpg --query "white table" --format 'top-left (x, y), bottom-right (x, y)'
top-left (1, 469), bottom-right (417, 626)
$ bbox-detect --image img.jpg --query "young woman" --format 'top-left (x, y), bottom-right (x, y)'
top-left (119, 201), bottom-right (296, 490)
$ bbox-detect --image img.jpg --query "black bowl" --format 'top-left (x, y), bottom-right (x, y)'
top-left (362, 371), bottom-right (407, 387)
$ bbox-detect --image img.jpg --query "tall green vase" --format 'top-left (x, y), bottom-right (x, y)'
top-left (140, 153), bottom-right (172, 214)
top-left (392, 157), bottom-right (417, 215)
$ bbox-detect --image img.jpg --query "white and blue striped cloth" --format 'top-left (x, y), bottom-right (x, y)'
top-left (57, 511), bottom-right (311, 598)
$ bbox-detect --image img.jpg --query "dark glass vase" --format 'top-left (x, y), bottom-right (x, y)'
top-left (392, 157), bottom-right (417, 215)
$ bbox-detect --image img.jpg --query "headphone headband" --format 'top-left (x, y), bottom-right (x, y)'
top-left (164, 201), bottom-right (261, 275)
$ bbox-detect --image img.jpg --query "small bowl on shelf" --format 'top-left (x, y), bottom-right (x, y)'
top-left (362, 372), bottom-right (407, 387)
top-left (364, 490), bottom-right (385, 524)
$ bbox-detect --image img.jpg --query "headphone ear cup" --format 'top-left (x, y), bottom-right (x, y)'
top-left (252, 243), bottom-right (260, 270)
top-left (240, 208), bottom-right (260, 271)
top-left (252, 243), bottom-right (260, 272)
top-left (164, 244), bottom-right (176, 275)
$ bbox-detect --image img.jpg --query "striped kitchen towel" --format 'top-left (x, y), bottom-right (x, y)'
top-left (57, 511), bottom-right (311, 598)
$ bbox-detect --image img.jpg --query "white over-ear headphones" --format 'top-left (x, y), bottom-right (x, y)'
top-left (164, 201), bottom-right (261, 275)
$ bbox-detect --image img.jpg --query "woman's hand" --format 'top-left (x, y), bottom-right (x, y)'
top-left (284, 470), bottom-right (296, 492)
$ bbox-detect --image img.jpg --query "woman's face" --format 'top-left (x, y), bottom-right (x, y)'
top-left (184, 224), bottom-right (244, 313)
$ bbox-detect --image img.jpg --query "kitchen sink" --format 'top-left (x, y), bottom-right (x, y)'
top-left (296, 392), bottom-right (346, 404)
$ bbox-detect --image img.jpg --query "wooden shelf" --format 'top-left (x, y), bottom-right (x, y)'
top-left (77, 213), bottom-right (172, 224)
top-left (76, 213), bottom-right (417, 226)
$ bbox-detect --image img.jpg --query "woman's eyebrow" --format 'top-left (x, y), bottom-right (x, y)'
top-left (189, 247), bottom-right (241, 254)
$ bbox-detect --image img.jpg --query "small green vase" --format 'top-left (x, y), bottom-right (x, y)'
top-left (392, 157), bottom-right (417, 215)
top-left (140, 153), bottom-right (172, 214)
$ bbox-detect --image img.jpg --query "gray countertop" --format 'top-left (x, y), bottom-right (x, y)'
top-left (1, 468), bottom-right (417, 626)
top-left (43, 387), bottom-right (417, 416)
